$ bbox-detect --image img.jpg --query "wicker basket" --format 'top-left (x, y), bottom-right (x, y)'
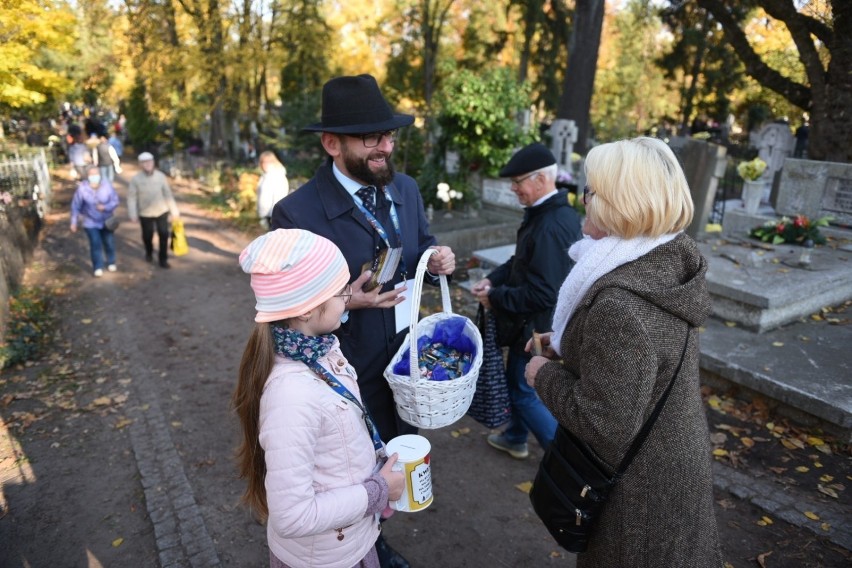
top-left (384, 249), bottom-right (483, 429)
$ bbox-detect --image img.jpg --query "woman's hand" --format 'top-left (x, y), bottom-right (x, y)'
top-left (379, 453), bottom-right (405, 501)
top-left (524, 331), bottom-right (557, 359)
top-left (525, 355), bottom-right (549, 388)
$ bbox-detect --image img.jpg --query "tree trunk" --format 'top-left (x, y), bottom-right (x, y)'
top-left (697, 0), bottom-right (852, 162)
top-left (679, 10), bottom-right (710, 135)
top-left (556, 0), bottom-right (605, 154)
top-left (422, 0), bottom-right (455, 111)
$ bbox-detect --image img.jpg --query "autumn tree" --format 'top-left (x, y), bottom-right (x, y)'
top-left (594, 0), bottom-right (679, 141)
top-left (0, 0), bottom-right (77, 117)
top-left (696, 0), bottom-right (851, 162)
top-left (556, 0), bottom-right (605, 153)
top-left (657, 2), bottom-right (744, 136)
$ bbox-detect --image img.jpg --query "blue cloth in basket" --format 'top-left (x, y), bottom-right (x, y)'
top-left (393, 316), bottom-right (477, 380)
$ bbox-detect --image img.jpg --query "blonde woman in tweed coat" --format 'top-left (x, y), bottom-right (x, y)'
top-left (525, 137), bottom-right (723, 567)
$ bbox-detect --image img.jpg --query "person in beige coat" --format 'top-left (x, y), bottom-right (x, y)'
top-left (525, 137), bottom-right (723, 567)
top-left (128, 152), bottom-right (180, 268)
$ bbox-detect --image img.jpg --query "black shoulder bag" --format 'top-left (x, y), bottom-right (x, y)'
top-left (529, 329), bottom-right (691, 553)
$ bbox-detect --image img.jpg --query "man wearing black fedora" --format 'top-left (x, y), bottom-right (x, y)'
top-left (271, 74), bottom-right (455, 568)
top-left (470, 142), bottom-right (582, 458)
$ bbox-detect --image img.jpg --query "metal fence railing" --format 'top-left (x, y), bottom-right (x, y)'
top-left (0, 148), bottom-right (52, 219)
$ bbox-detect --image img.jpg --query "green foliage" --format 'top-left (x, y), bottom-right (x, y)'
top-left (125, 78), bottom-right (159, 153)
top-left (749, 215), bottom-right (831, 246)
top-left (0, 286), bottom-right (52, 369)
top-left (435, 67), bottom-right (535, 178)
top-left (594, 0), bottom-right (677, 140)
top-left (656, 1), bottom-right (746, 129)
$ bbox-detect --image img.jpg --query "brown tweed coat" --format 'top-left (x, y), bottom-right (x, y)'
top-left (536, 234), bottom-right (723, 567)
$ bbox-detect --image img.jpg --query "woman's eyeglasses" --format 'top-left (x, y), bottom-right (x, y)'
top-left (582, 185), bottom-right (596, 205)
top-left (335, 284), bottom-right (352, 305)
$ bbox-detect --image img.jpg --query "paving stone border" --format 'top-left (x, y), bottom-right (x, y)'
top-left (713, 462), bottom-right (851, 550)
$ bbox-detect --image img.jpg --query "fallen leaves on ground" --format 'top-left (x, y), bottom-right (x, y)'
top-left (515, 481), bottom-right (533, 494)
top-left (450, 427), bottom-right (471, 438)
top-left (701, 386), bottom-right (851, 507)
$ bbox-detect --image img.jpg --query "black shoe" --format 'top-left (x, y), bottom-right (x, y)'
top-left (159, 261), bottom-right (171, 269)
top-left (145, 253), bottom-right (153, 263)
top-left (375, 534), bottom-right (410, 568)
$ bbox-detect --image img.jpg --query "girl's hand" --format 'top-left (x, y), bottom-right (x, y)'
top-left (96, 204), bottom-right (105, 211)
top-left (380, 453), bottom-right (405, 501)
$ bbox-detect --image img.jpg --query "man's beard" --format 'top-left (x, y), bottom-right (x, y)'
top-left (341, 143), bottom-right (395, 188)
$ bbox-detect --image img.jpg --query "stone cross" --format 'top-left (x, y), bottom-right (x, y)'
top-left (752, 123), bottom-right (795, 180)
top-left (549, 119), bottom-right (578, 170)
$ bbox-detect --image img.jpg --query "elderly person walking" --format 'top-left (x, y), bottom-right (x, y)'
top-left (525, 137), bottom-right (723, 566)
top-left (70, 164), bottom-right (120, 277)
top-left (471, 143), bottom-right (582, 457)
top-left (128, 152), bottom-right (181, 269)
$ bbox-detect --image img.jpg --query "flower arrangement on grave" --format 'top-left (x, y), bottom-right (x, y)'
top-left (556, 168), bottom-right (574, 187)
top-left (749, 214), bottom-right (832, 245)
top-left (737, 157), bottom-right (768, 182)
top-left (437, 182), bottom-right (462, 210)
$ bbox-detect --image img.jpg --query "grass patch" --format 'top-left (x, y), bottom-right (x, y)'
top-left (1, 285), bottom-right (53, 369)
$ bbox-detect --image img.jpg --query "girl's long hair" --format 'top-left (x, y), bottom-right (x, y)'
top-left (232, 322), bottom-right (277, 522)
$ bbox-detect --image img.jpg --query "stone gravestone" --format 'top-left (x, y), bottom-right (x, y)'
top-left (481, 177), bottom-right (523, 210)
top-left (668, 137), bottom-right (728, 239)
top-left (752, 122), bottom-right (795, 203)
top-left (775, 158), bottom-right (852, 227)
top-left (549, 119), bottom-right (578, 171)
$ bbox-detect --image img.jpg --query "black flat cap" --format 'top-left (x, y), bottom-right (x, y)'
top-left (499, 142), bottom-right (556, 177)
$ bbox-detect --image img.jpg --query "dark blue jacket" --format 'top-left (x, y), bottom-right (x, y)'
top-left (487, 190), bottom-right (582, 350)
top-left (271, 159), bottom-right (437, 440)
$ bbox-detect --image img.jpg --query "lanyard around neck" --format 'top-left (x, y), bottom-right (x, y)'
top-left (307, 360), bottom-right (385, 454)
top-left (353, 186), bottom-right (407, 279)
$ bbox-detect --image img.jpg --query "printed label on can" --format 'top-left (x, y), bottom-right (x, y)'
top-left (386, 434), bottom-right (433, 512)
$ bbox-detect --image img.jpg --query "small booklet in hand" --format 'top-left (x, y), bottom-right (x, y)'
top-left (361, 247), bottom-right (402, 292)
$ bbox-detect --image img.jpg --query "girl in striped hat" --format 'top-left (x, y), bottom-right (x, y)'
top-left (233, 228), bottom-right (403, 568)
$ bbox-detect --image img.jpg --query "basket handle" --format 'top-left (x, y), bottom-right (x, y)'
top-left (408, 248), bottom-right (453, 377)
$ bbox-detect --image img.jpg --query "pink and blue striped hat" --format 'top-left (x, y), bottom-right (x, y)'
top-left (240, 229), bottom-right (350, 323)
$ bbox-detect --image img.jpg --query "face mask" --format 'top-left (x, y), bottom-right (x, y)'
top-left (88, 175), bottom-right (101, 185)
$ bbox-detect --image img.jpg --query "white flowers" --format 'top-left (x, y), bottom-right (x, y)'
top-left (437, 182), bottom-right (462, 203)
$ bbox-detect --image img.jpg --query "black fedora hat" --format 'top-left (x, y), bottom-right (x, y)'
top-left (303, 74), bottom-right (415, 134)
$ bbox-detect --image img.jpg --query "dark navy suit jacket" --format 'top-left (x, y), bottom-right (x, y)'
top-left (271, 159), bottom-right (437, 440)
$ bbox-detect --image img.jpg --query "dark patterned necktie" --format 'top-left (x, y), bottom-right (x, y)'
top-left (356, 186), bottom-right (377, 217)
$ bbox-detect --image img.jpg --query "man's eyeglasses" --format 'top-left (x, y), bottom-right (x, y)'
top-left (335, 284), bottom-right (352, 305)
top-left (582, 185), bottom-right (596, 205)
top-left (510, 172), bottom-right (539, 187)
top-left (357, 130), bottom-right (397, 148)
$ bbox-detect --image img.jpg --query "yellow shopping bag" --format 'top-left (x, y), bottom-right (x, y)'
top-left (171, 219), bottom-right (189, 257)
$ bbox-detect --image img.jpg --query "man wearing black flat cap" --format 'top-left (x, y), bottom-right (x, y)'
top-left (471, 142), bottom-right (582, 459)
top-left (271, 74), bottom-right (454, 568)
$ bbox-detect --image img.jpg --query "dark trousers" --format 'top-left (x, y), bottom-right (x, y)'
top-left (140, 213), bottom-right (170, 263)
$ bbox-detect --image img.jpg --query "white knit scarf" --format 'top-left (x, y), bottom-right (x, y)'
top-left (550, 233), bottom-right (679, 356)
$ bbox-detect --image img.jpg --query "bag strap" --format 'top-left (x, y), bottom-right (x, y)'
top-left (613, 327), bottom-right (691, 478)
